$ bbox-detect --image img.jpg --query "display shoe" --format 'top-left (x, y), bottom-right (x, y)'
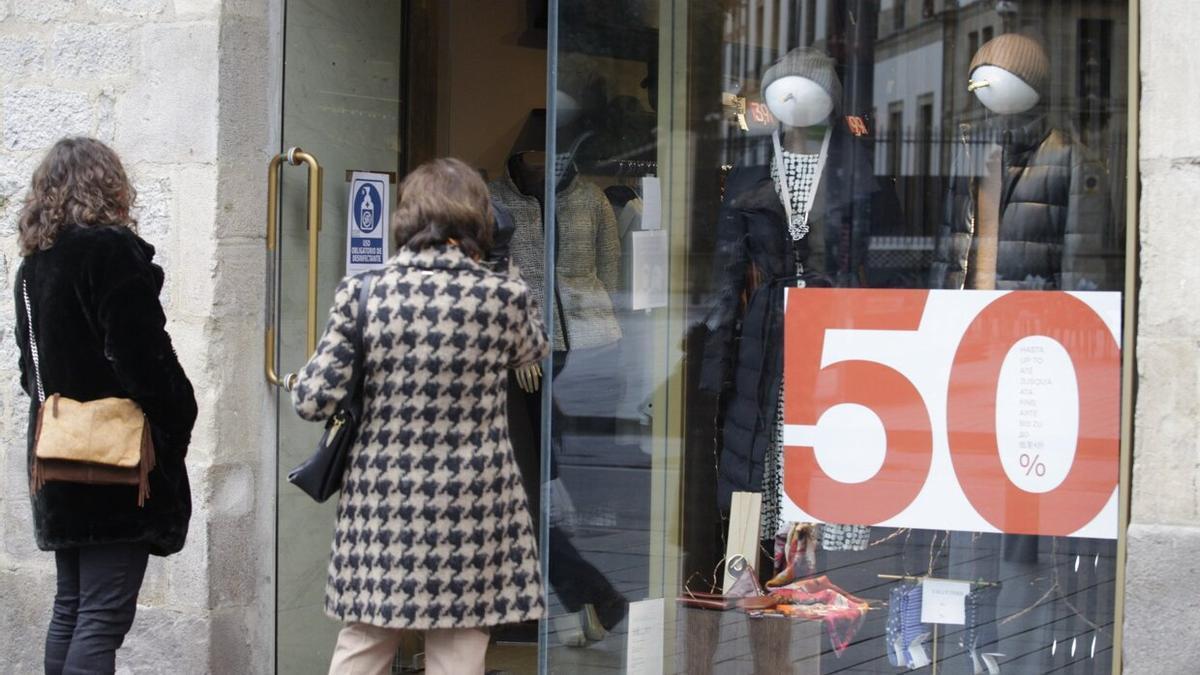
top-left (553, 611), bottom-right (589, 648)
top-left (594, 594), bottom-right (629, 632)
top-left (581, 604), bottom-right (608, 642)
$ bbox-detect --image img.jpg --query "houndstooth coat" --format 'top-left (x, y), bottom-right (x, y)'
top-left (291, 245), bottom-right (548, 630)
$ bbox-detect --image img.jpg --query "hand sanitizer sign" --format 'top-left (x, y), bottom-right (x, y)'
top-left (346, 172), bottom-right (390, 274)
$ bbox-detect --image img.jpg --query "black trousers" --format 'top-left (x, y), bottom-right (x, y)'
top-left (46, 543), bottom-right (149, 675)
top-left (514, 350), bottom-right (627, 631)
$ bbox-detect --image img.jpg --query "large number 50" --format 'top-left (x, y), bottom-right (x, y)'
top-left (782, 290), bottom-right (1120, 536)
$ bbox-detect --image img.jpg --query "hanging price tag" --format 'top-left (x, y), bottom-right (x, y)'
top-left (920, 579), bottom-right (970, 625)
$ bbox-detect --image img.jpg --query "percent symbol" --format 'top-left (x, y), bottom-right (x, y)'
top-left (1020, 453), bottom-right (1047, 477)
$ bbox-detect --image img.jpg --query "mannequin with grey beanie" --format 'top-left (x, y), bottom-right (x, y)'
top-left (932, 33), bottom-right (1115, 291)
top-left (691, 53), bottom-right (888, 675)
top-left (700, 47), bottom-right (885, 524)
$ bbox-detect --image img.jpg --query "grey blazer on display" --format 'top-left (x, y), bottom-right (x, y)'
top-left (489, 167), bottom-right (622, 351)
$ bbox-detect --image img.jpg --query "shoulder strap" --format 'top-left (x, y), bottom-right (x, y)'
top-left (21, 279), bottom-right (45, 403)
top-left (347, 273), bottom-right (376, 401)
top-left (355, 274), bottom-right (373, 353)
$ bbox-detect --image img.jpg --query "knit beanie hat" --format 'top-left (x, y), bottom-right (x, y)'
top-left (761, 48), bottom-right (843, 106)
top-left (969, 33), bottom-right (1049, 94)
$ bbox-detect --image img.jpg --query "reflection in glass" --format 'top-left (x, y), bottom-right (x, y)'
top-left (490, 110), bottom-right (630, 650)
top-left (543, 0), bottom-right (1128, 673)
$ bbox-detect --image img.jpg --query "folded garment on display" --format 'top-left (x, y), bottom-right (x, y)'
top-left (960, 587), bottom-right (1004, 675)
top-left (678, 564), bottom-right (871, 657)
top-left (886, 583), bottom-right (929, 670)
top-left (820, 523), bottom-right (872, 551)
top-left (770, 521), bottom-right (873, 558)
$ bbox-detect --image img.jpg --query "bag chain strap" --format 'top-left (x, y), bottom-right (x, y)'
top-left (22, 279), bottom-right (46, 404)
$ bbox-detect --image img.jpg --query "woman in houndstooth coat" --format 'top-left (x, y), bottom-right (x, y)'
top-left (290, 158), bottom-right (548, 675)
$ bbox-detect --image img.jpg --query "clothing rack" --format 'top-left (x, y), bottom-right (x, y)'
top-left (877, 574), bottom-right (1000, 675)
top-left (877, 573), bottom-right (1000, 588)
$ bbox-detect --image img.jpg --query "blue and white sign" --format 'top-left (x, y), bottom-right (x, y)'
top-left (345, 171), bottom-right (390, 274)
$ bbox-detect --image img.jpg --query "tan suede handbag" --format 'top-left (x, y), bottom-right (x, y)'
top-left (23, 279), bottom-right (155, 506)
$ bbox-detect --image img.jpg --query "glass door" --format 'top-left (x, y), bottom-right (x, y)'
top-left (271, 1), bottom-right (403, 672)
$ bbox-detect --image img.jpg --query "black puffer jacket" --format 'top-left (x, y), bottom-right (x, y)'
top-left (15, 225), bottom-right (197, 556)
top-left (932, 116), bottom-right (1115, 290)
top-left (699, 123), bottom-right (882, 509)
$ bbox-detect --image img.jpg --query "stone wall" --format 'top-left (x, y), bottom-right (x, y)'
top-left (0, 1), bottom-right (274, 672)
top-left (1126, 1), bottom-right (1200, 672)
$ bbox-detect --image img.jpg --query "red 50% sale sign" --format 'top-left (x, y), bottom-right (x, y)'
top-left (781, 290), bottom-right (1121, 539)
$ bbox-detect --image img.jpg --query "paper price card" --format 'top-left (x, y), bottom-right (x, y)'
top-left (920, 579), bottom-right (971, 625)
top-left (625, 598), bottom-right (665, 675)
top-left (780, 290), bottom-right (1121, 538)
top-left (630, 230), bottom-right (668, 310)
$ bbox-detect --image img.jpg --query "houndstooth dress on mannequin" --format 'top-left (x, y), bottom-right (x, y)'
top-left (761, 148), bottom-right (820, 538)
top-left (292, 246), bottom-right (549, 630)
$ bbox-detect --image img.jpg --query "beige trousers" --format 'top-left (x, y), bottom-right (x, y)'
top-left (328, 622), bottom-right (489, 675)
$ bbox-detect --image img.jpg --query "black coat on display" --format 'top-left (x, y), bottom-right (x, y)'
top-left (931, 115), bottom-right (1115, 291)
top-left (15, 225), bottom-right (197, 556)
top-left (700, 122), bottom-right (882, 509)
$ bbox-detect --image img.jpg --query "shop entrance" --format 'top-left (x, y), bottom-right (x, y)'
top-left (267, 2), bottom-right (550, 671)
top-left (266, 1), bottom-right (1135, 673)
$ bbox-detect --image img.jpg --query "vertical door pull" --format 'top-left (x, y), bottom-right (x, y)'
top-left (265, 147), bottom-right (323, 386)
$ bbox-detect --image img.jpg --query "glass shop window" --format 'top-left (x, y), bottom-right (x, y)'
top-left (542, 0), bottom-right (1130, 672)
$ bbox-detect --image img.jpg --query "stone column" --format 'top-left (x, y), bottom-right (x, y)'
top-left (0, 1), bottom-right (275, 672)
top-left (1127, 1), bottom-right (1200, 672)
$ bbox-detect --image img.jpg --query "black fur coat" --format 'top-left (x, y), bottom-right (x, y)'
top-left (14, 225), bottom-right (197, 556)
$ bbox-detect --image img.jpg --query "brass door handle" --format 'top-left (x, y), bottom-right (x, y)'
top-left (265, 147), bottom-right (323, 387)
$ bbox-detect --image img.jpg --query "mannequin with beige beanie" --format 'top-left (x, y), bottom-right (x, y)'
top-left (932, 33), bottom-right (1115, 291)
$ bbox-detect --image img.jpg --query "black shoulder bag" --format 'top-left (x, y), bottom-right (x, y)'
top-left (287, 274), bottom-right (375, 502)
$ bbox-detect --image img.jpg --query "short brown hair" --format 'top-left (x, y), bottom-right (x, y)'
top-left (392, 158), bottom-right (493, 259)
top-left (18, 137), bottom-right (137, 256)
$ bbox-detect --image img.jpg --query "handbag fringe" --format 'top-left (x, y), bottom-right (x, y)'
top-left (138, 419), bottom-right (155, 507)
top-left (29, 400), bottom-right (47, 495)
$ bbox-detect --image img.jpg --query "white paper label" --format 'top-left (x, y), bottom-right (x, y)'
top-left (907, 634), bottom-right (931, 668)
top-left (640, 176), bottom-right (662, 230)
top-left (892, 637), bottom-right (908, 665)
top-left (630, 230), bottom-right (668, 310)
top-left (626, 598), bottom-right (665, 675)
top-left (920, 579), bottom-right (970, 625)
top-left (345, 171), bottom-right (390, 275)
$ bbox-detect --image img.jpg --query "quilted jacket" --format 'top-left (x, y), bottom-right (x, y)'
top-left (931, 116), bottom-right (1116, 291)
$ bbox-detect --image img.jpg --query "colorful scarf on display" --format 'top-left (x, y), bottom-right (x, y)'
top-left (764, 575), bottom-right (871, 656)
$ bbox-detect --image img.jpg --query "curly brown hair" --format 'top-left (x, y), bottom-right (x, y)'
top-left (392, 158), bottom-right (493, 260)
top-left (18, 137), bottom-right (137, 256)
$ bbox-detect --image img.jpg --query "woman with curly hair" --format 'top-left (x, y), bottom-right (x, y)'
top-left (14, 137), bottom-right (197, 674)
